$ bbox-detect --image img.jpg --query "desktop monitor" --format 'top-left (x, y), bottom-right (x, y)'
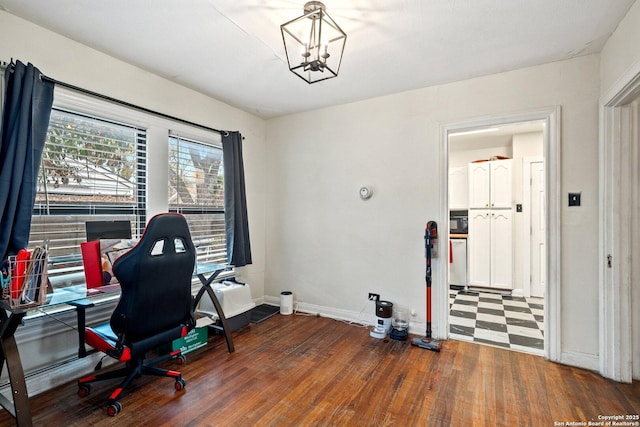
top-left (85, 220), bottom-right (132, 242)
top-left (83, 220), bottom-right (133, 291)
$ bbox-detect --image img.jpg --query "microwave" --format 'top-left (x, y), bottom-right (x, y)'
top-left (450, 211), bottom-right (468, 234)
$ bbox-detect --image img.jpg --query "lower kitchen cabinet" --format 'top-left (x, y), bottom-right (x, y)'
top-left (468, 209), bottom-right (513, 289)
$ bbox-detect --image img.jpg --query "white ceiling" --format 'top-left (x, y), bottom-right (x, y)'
top-left (0, 0), bottom-right (635, 119)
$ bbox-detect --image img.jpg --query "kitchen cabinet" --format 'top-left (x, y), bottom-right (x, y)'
top-left (448, 166), bottom-right (468, 209)
top-left (468, 209), bottom-right (513, 289)
top-left (468, 159), bottom-right (512, 209)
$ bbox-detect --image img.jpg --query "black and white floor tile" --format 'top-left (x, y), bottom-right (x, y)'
top-left (449, 287), bottom-right (544, 355)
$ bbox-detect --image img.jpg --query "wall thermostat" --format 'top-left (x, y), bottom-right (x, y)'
top-left (359, 186), bottom-right (373, 200)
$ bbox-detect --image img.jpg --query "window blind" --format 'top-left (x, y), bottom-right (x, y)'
top-left (29, 108), bottom-right (146, 285)
top-left (168, 134), bottom-right (227, 265)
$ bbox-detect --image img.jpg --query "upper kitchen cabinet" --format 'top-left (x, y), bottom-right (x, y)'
top-left (468, 159), bottom-right (513, 209)
top-left (448, 166), bottom-right (468, 209)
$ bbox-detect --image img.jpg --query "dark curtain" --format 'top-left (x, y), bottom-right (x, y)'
top-left (0, 61), bottom-right (55, 269)
top-left (222, 131), bottom-right (252, 267)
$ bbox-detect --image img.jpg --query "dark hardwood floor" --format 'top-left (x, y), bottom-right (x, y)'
top-left (2, 313), bottom-right (638, 426)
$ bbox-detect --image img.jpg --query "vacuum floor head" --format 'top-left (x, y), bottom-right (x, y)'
top-left (411, 336), bottom-right (442, 352)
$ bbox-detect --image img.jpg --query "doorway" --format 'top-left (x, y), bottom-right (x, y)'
top-left (447, 120), bottom-right (546, 355)
top-left (434, 107), bottom-right (561, 361)
top-left (600, 78), bottom-right (640, 382)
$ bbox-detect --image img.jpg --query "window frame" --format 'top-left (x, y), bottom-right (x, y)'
top-left (23, 87), bottom-right (232, 317)
top-left (168, 132), bottom-right (228, 266)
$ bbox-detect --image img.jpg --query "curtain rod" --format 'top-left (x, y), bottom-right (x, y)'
top-left (41, 75), bottom-right (228, 136)
top-left (2, 60), bottom-right (229, 136)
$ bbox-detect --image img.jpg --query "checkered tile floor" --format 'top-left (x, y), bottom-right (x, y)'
top-left (449, 288), bottom-right (545, 355)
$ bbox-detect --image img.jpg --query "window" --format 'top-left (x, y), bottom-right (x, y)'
top-left (28, 108), bottom-right (146, 287)
top-left (168, 134), bottom-right (226, 265)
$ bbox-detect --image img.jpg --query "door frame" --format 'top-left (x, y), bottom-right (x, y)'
top-left (599, 63), bottom-right (640, 383)
top-left (438, 107), bottom-right (561, 362)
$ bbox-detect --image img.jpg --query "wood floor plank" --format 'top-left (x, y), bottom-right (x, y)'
top-left (0, 313), bottom-right (638, 426)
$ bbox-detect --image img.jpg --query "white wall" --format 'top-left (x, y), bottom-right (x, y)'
top-left (266, 55), bottom-right (601, 368)
top-left (600, 0), bottom-right (640, 99)
top-left (0, 10), bottom-right (267, 377)
top-left (513, 132), bottom-right (544, 158)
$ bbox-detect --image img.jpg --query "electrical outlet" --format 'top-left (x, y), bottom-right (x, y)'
top-left (368, 293), bottom-right (380, 301)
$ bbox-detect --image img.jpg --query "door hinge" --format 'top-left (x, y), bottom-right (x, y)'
top-left (607, 254), bottom-right (612, 268)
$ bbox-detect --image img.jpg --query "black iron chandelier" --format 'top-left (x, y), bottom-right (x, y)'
top-left (280, 1), bottom-right (347, 84)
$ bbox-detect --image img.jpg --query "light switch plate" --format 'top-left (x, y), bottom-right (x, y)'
top-left (568, 192), bottom-right (581, 207)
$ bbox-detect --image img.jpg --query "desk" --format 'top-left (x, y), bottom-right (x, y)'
top-left (193, 263), bottom-right (234, 353)
top-left (0, 264), bottom-right (234, 426)
top-left (0, 282), bottom-right (121, 426)
top-left (0, 283), bottom-right (98, 426)
top-left (0, 305), bottom-right (31, 426)
top-left (45, 284), bottom-right (120, 359)
top-left (67, 264), bottom-right (236, 358)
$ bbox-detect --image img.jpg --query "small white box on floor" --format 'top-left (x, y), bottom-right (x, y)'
top-left (197, 281), bottom-right (255, 332)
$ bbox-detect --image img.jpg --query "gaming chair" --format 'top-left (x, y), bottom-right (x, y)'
top-left (77, 213), bottom-right (196, 416)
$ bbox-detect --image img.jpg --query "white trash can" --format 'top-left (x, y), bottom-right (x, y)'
top-left (280, 291), bottom-right (293, 315)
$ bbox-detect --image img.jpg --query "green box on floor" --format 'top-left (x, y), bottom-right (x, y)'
top-left (172, 327), bottom-right (207, 354)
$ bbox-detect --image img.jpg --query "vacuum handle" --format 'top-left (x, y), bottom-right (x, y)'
top-left (425, 221), bottom-right (438, 259)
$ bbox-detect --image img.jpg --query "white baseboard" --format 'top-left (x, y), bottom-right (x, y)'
top-left (561, 350), bottom-right (600, 372)
top-left (511, 288), bottom-right (525, 297)
top-left (263, 295), bottom-right (432, 338)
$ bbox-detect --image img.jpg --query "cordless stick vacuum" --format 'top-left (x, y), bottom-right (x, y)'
top-left (412, 221), bottom-right (443, 352)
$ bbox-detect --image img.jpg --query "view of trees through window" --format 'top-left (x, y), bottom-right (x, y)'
top-left (29, 108), bottom-right (145, 287)
top-left (39, 109), bottom-right (140, 208)
top-left (25, 107), bottom-right (227, 292)
top-left (168, 135), bottom-right (226, 265)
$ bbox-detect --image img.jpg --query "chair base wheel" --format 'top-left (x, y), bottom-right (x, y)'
top-left (175, 378), bottom-right (186, 391)
top-left (77, 384), bottom-right (91, 397)
top-left (107, 401), bottom-right (123, 417)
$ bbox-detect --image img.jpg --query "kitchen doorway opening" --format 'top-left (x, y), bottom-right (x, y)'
top-left (439, 109), bottom-right (560, 359)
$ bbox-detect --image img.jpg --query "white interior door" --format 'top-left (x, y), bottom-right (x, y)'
top-left (530, 161), bottom-right (546, 297)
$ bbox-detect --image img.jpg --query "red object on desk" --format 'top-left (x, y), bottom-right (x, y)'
top-left (81, 241), bottom-right (103, 288)
top-left (11, 249), bottom-right (31, 299)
